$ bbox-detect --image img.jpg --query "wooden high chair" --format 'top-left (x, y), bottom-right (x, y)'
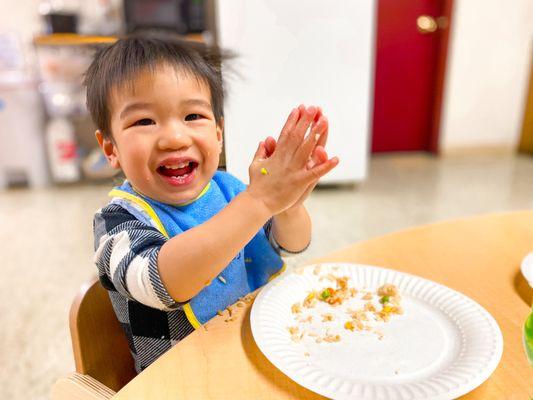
top-left (51, 277), bottom-right (137, 399)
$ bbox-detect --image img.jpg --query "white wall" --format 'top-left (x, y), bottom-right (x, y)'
top-left (216, 0), bottom-right (375, 184)
top-left (440, 0), bottom-right (533, 151)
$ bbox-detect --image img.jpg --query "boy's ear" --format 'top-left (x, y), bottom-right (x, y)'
top-left (95, 130), bottom-right (121, 169)
top-left (216, 118), bottom-right (224, 154)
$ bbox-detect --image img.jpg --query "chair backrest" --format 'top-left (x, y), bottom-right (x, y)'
top-left (69, 277), bottom-right (137, 392)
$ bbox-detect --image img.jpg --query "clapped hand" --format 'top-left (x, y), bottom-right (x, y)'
top-left (246, 105), bottom-right (338, 215)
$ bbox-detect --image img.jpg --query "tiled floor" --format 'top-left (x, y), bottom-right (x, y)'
top-left (1, 153), bottom-right (532, 399)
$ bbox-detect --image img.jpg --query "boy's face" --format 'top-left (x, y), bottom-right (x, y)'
top-left (97, 64), bottom-right (223, 205)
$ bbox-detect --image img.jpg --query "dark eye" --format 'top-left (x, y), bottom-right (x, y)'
top-left (133, 118), bottom-right (155, 126)
top-left (185, 114), bottom-right (203, 121)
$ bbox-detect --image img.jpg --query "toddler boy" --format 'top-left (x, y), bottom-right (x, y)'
top-left (86, 33), bottom-right (338, 371)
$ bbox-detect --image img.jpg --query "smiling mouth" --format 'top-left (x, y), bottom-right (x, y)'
top-left (157, 161), bottom-right (198, 178)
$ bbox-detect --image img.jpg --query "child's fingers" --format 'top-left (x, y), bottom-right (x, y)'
top-left (295, 115), bottom-right (327, 165)
top-left (276, 107), bottom-right (300, 147)
top-left (314, 107), bottom-right (323, 123)
top-left (312, 146), bottom-right (329, 166)
top-left (252, 141), bottom-right (267, 162)
top-left (304, 156), bottom-right (339, 184)
top-left (316, 115), bottom-right (329, 149)
top-left (306, 146), bottom-right (328, 170)
top-left (308, 142), bottom-right (329, 169)
top-left (264, 136), bottom-right (277, 157)
top-left (307, 115), bottom-right (328, 167)
top-left (289, 105), bottom-right (317, 144)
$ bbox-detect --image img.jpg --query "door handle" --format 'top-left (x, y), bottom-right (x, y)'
top-left (417, 15), bottom-right (448, 34)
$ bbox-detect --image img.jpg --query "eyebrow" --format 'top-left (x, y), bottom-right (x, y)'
top-left (182, 98), bottom-right (212, 109)
top-left (119, 99), bottom-right (212, 120)
top-left (119, 102), bottom-right (152, 120)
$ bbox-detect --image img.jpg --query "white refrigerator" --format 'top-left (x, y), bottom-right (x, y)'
top-left (216, 0), bottom-right (376, 184)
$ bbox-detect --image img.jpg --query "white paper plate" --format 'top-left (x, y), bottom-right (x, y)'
top-left (521, 252), bottom-right (533, 287)
top-left (250, 263), bottom-right (503, 400)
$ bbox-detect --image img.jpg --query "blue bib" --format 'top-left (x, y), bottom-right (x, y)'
top-left (109, 171), bottom-right (284, 327)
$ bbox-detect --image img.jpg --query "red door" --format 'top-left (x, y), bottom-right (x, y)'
top-left (372, 0), bottom-right (453, 153)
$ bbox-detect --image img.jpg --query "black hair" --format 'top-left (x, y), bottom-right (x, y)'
top-left (83, 32), bottom-right (228, 139)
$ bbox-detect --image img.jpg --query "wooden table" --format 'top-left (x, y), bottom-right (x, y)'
top-left (112, 211), bottom-right (533, 399)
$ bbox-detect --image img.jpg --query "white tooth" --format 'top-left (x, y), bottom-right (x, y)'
top-left (164, 162), bottom-right (189, 170)
top-left (170, 173), bottom-right (189, 180)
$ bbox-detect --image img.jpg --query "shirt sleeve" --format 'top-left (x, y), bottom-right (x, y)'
top-left (93, 203), bottom-right (181, 311)
top-left (263, 218), bottom-right (310, 256)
